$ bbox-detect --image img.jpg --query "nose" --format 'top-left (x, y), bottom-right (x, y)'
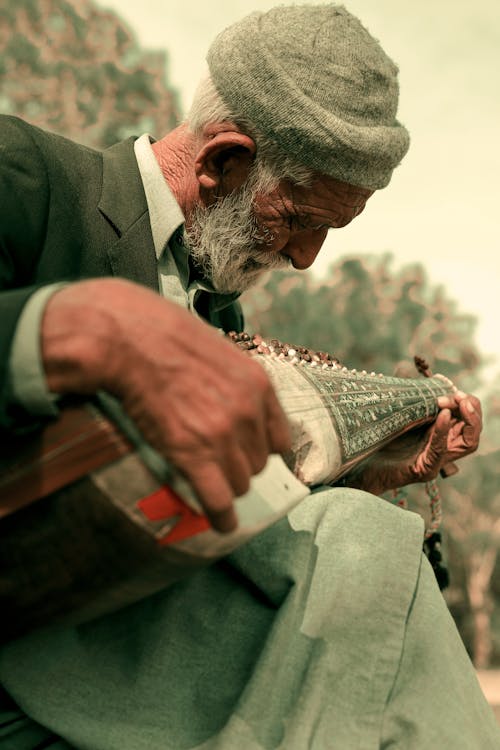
top-left (284, 228), bottom-right (328, 270)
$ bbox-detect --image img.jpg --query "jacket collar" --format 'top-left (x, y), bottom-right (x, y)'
top-left (98, 137), bottom-right (159, 292)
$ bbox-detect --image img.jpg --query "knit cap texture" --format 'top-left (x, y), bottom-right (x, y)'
top-left (207, 4), bottom-right (410, 189)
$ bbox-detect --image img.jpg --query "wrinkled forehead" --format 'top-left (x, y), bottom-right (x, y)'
top-left (306, 173), bottom-right (375, 205)
top-left (273, 173), bottom-right (374, 221)
top-left (250, 171), bottom-right (375, 231)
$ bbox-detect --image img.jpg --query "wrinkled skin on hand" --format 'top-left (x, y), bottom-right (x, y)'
top-left (345, 391), bottom-right (482, 496)
top-left (42, 279), bottom-right (291, 532)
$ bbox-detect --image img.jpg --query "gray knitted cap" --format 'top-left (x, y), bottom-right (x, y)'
top-left (207, 4), bottom-right (410, 189)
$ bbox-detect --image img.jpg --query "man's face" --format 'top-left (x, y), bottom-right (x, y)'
top-left (184, 170), bottom-right (373, 294)
top-left (252, 176), bottom-right (374, 270)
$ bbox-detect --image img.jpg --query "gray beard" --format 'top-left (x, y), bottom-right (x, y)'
top-left (183, 183), bottom-right (291, 295)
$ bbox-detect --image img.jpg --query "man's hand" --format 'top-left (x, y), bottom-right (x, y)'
top-left (41, 279), bottom-right (291, 532)
top-left (343, 391), bottom-right (482, 496)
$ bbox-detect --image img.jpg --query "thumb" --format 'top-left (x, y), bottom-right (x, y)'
top-left (413, 409), bottom-right (451, 476)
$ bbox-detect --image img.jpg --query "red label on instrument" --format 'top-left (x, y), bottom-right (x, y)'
top-left (137, 486), bottom-right (210, 545)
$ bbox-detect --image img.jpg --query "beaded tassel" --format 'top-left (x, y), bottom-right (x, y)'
top-left (414, 357), bottom-right (450, 589)
top-left (424, 478), bottom-right (443, 539)
top-left (389, 481), bottom-right (449, 589)
top-left (423, 479), bottom-right (449, 590)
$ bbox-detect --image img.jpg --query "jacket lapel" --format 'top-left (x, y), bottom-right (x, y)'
top-left (98, 138), bottom-right (159, 292)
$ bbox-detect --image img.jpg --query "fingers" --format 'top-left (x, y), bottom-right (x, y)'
top-left (440, 461), bottom-right (459, 478)
top-left (462, 395), bottom-right (481, 416)
top-left (416, 395), bottom-right (481, 478)
top-left (46, 281), bottom-right (289, 535)
top-left (458, 393), bottom-right (482, 436)
top-left (437, 395), bottom-right (457, 410)
top-left (436, 390), bottom-right (482, 458)
top-left (148, 358), bottom-right (290, 534)
top-left (446, 392), bottom-right (482, 454)
top-left (179, 437), bottom-right (268, 533)
top-left (438, 391), bottom-right (482, 420)
top-left (413, 409), bottom-right (451, 478)
top-left (166, 419), bottom-right (261, 533)
top-left (361, 389), bottom-right (482, 493)
top-left (185, 463), bottom-right (239, 533)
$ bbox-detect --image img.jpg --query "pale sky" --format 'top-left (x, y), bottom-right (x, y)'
top-left (103, 0), bottom-right (500, 383)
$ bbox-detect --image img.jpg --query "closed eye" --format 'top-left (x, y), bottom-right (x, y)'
top-left (288, 215), bottom-right (331, 232)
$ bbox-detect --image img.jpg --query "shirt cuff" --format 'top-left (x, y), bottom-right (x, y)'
top-left (9, 283), bottom-right (68, 416)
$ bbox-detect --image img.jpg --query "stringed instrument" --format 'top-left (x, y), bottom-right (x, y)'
top-left (0, 334), bottom-right (455, 642)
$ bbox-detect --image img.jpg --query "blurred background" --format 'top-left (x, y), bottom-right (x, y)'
top-left (1, 0), bottom-right (499, 691)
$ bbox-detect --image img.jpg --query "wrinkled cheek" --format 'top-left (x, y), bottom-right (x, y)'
top-left (255, 224), bottom-right (291, 254)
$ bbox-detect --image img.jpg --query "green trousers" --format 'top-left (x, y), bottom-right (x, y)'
top-left (1, 489), bottom-right (499, 749)
top-left (0, 687), bottom-right (72, 748)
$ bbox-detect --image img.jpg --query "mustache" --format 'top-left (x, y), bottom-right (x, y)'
top-left (241, 249), bottom-right (290, 272)
top-left (183, 185), bottom-right (290, 294)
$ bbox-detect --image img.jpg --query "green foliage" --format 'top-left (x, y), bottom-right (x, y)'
top-left (482, 376), bottom-right (500, 453)
top-left (242, 253), bottom-right (481, 382)
top-left (0, 0), bottom-right (180, 148)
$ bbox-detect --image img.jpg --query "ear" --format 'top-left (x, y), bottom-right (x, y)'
top-left (194, 128), bottom-right (257, 195)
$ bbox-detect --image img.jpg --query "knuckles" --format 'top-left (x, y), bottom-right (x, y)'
top-left (233, 474), bottom-right (251, 497)
top-left (251, 452), bottom-right (269, 475)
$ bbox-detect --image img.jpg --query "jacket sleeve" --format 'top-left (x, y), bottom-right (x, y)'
top-left (0, 116), bottom-right (53, 433)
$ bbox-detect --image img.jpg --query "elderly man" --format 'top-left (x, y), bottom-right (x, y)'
top-left (0, 5), bottom-right (498, 749)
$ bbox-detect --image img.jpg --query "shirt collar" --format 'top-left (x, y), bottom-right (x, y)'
top-left (133, 133), bottom-right (184, 260)
top-left (133, 133), bottom-right (240, 314)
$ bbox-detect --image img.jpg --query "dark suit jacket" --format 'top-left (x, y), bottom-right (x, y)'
top-left (0, 115), bottom-right (242, 432)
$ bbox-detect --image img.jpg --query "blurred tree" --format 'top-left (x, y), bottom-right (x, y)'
top-left (242, 254), bottom-right (481, 383)
top-left (0, 0), bottom-right (180, 148)
top-left (441, 378), bottom-right (500, 667)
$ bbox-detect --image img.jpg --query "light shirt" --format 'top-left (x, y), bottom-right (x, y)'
top-left (134, 133), bottom-right (238, 318)
top-left (8, 134), bottom-right (238, 417)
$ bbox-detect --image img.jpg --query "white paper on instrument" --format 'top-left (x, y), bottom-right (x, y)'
top-left (93, 392), bottom-right (310, 560)
top-left (92, 451), bottom-right (309, 559)
top-left (169, 454), bottom-right (310, 558)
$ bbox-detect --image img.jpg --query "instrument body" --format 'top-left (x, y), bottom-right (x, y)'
top-left (0, 345), bottom-right (455, 642)
top-left (256, 354), bottom-right (453, 485)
